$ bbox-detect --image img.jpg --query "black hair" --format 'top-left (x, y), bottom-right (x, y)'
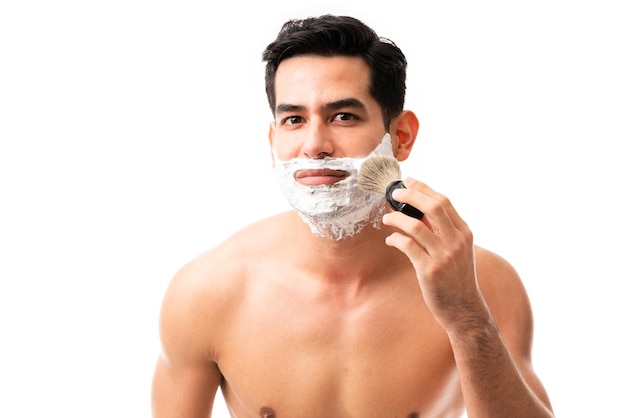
top-left (262, 15), bottom-right (407, 129)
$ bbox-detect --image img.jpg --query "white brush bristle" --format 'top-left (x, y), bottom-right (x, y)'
top-left (357, 155), bottom-right (402, 195)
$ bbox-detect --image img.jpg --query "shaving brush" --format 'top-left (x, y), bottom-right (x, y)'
top-left (357, 155), bottom-right (424, 219)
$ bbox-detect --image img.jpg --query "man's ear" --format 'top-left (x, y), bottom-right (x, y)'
top-left (268, 122), bottom-right (276, 168)
top-left (391, 110), bottom-right (419, 162)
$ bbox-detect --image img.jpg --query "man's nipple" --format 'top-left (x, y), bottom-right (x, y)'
top-left (260, 406), bottom-right (276, 418)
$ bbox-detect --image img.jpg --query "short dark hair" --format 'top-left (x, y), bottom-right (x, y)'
top-left (262, 15), bottom-right (407, 129)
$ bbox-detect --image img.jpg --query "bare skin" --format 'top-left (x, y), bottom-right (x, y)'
top-left (152, 56), bottom-right (553, 417)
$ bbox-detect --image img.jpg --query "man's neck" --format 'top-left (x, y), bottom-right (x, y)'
top-left (292, 213), bottom-right (408, 285)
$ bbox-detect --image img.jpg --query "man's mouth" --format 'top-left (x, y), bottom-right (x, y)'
top-left (295, 169), bottom-right (349, 186)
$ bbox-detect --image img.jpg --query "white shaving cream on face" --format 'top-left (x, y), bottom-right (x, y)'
top-left (273, 134), bottom-right (395, 240)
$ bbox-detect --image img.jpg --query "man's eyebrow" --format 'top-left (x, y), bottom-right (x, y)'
top-left (275, 103), bottom-right (305, 114)
top-left (325, 98), bottom-right (366, 111)
top-left (275, 98), bottom-right (366, 115)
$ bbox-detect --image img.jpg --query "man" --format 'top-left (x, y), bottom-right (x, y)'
top-left (152, 14), bottom-right (554, 417)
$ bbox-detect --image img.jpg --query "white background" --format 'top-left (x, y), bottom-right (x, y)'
top-left (1, 1), bottom-right (625, 417)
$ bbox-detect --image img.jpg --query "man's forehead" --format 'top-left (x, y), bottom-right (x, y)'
top-left (274, 55), bottom-right (370, 88)
top-left (273, 56), bottom-right (373, 111)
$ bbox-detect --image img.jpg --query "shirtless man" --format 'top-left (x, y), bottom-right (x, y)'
top-left (151, 15), bottom-right (554, 418)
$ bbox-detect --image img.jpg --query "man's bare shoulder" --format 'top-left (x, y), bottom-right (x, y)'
top-left (158, 212), bottom-right (297, 359)
top-left (474, 246), bottom-right (528, 304)
top-left (168, 212), bottom-right (295, 295)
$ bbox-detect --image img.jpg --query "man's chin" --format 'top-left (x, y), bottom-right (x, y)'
top-left (296, 207), bottom-right (352, 221)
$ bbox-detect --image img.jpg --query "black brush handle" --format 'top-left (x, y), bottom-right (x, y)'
top-left (385, 180), bottom-right (424, 220)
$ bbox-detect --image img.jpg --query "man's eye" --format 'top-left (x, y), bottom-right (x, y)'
top-left (334, 113), bottom-right (357, 122)
top-left (282, 115), bottom-right (303, 125)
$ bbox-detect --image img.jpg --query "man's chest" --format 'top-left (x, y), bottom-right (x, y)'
top-left (216, 295), bottom-right (462, 417)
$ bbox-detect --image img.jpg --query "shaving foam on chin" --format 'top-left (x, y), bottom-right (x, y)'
top-left (273, 133), bottom-right (394, 241)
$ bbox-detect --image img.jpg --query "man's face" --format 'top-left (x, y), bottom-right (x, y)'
top-left (267, 55), bottom-right (393, 240)
top-left (269, 55), bottom-right (387, 173)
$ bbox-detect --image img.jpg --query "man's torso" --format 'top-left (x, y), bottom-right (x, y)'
top-left (208, 230), bottom-right (466, 417)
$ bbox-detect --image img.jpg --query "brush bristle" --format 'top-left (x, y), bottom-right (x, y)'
top-left (357, 155), bottom-right (402, 195)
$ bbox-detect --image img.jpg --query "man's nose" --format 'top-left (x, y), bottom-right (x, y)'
top-left (302, 122), bottom-right (334, 159)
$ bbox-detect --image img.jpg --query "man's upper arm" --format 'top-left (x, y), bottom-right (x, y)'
top-left (152, 353), bottom-right (222, 418)
top-left (151, 264), bottom-right (224, 418)
top-left (476, 247), bottom-right (553, 411)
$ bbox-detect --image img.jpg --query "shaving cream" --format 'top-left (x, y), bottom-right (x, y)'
top-left (273, 133), bottom-right (395, 240)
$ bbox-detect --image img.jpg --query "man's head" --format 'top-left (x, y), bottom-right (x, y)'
top-left (263, 15), bottom-right (417, 241)
top-left (262, 15), bottom-right (407, 131)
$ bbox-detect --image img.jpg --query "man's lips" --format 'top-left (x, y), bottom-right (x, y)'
top-left (295, 169), bottom-right (349, 186)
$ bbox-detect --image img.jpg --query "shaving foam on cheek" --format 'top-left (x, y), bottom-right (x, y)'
top-left (273, 133), bottom-right (394, 240)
